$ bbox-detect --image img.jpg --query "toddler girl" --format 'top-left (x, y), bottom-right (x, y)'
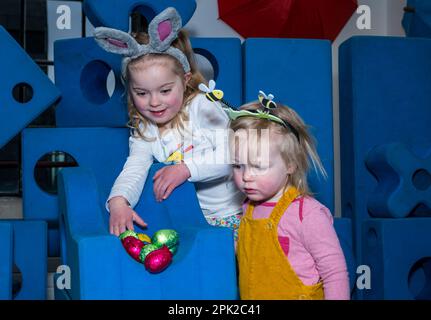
top-left (228, 92), bottom-right (350, 300)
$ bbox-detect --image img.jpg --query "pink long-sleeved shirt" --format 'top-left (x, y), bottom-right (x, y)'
top-left (244, 196), bottom-right (350, 300)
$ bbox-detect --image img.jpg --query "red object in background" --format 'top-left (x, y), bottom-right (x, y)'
top-left (217, 0), bottom-right (358, 41)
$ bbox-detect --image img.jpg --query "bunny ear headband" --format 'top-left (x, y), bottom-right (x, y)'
top-left (93, 7), bottom-right (191, 76)
top-left (199, 80), bottom-right (300, 142)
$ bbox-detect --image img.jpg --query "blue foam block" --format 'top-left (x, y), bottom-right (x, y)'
top-left (0, 26), bottom-right (61, 148)
top-left (244, 38), bottom-right (334, 211)
top-left (334, 218), bottom-right (357, 295)
top-left (339, 36), bottom-right (431, 261)
top-left (22, 127), bottom-right (129, 256)
top-left (83, 0), bottom-right (196, 31)
top-left (54, 38), bottom-right (128, 127)
top-left (362, 218), bottom-right (431, 300)
top-left (54, 37), bottom-right (242, 126)
top-left (0, 220), bottom-right (47, 300)
top-left (56, 164), bottom-right (237, 299)
top-left (190, 38), bottom-right (242, 108)
top-left (366, 142), bottom-right (431, 218)
top-left (22, 127), bottom-right (129, 222)
top-left (0, 223), bottom-right (13, 300)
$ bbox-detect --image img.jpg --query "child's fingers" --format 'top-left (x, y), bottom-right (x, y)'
top-left (154, 178), bottom-right (168, 201)
top-left (126, 220), bottom-right (134, 232)
top-left (155, 184), bottom-right (167, 201)
top-left (153, 178), bottom-right (162, 200)
top-left (113, 225), bottom-right (120, 236)
top-left (119, 224), bottom-right (126, 235)
top-left (162, 184), bottom-right (175, 200)
top-left (153, 167), bottom-right (164, 181)
top-left (133, 213), bottom-right (147, 227)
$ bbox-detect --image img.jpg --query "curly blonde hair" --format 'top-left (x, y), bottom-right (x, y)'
top-left (123, 30), bottom-right (206, 141)
top-left (229, 102), bottom-right (327, 196)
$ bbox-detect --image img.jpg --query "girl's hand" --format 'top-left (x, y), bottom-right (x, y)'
top-left (108, 196), bottom-right (147, 236)
top-left (153, 164), bottom-right (191, 202)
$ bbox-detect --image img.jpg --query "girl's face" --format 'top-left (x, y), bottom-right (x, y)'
top-left (231, 131), bottom-right (294, 203)
top-left (128, 58), bottom-right (191, 129)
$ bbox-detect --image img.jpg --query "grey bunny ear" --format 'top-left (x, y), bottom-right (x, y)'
top-left (148, 7), bottom-right (182, 52)
top-left (94, 27), bottom-right (141, 57)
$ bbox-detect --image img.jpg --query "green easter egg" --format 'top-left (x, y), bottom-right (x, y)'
top-left (119, 230), bottom-right (138, 241)
top-left (151, 229), bottom-right (179, 249)
top-left (139, 243), bottom-right (160, 263)
top-left (168, 244), bottom-right (178, 256)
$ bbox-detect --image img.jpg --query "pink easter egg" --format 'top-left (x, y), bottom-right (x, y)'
top-left (123, 236), bottom-right (144, 261)
top-left (144, 245), bottom-right (173, 273)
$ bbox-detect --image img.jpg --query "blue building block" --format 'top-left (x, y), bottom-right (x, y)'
top-left (339, 36), bottom-right (431, 261)
top-left (0, 26), bottom-right (61, 148)
top-left (0, 221), bottom-right (47, 300)
top-left (83, 0), bottom-right (196, 31)
top-left (402, 0), bottom-right (431, 38)
top-left (334, 218), bottom-right (357, 295)
top-left (366, 142), bottom-right (431, 218)
top-left (244, 39), bottom-right (334, 211)
top-left (22, 127), bottom-right (129, 256)
top-left (0, 223), bottom-right (13, 300)
top-left (54, 37), bottom-right (242, 126)
top-left (54, 37), bottom-right (127, 127)
top-left (190, 38), bottom-right (242, 108)
top-left (362, 218), bottom-right (431, 300)
top-left (56, 164), bottom-right (237, 299)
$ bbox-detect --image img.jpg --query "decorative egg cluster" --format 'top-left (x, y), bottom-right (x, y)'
top-left (119, 229), bottom-right (179, 273)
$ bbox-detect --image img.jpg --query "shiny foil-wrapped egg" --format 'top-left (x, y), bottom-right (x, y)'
top-left (137, 233), bottom-right (152, 244)
top-left (144, 245), bottom-right (173, 273)
top-left (119, 230), bottom-right (138, 241)
top-left (139, 243), bottom-right (160, 263)
top-left (122, 236), bottom-right (144, 261)
top-left (151, 229), bottom-right (179, 254)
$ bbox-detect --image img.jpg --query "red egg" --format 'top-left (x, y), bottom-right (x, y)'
top-left (122, 236), bottom-right (137, 247)
top-left (144, 245), bottom-right (173, 273)
top-left (122, 236), bottom-right (144, 261)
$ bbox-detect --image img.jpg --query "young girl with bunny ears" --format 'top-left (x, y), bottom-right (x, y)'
top-left (94, 7), bottom-right (244, 237)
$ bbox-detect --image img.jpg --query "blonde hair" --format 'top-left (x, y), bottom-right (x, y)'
top-left (123, 30), bottom-right (206, 141)
top-left (229, 102), bottom-right (327, 196)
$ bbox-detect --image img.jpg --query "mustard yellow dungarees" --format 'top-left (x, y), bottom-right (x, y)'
top-left (237, 187), bottom-right (324, 300)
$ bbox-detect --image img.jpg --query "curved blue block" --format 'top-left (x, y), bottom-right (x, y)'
top-left (83, 0), bottom-right (196, 31)
top-left (0, 26), bottom-right (60, 148)
top-left (57, 165), bottom-right (237, 299)
top-left (0, 223), bottom-right (13, 300)
top-left (366, 142), bottom-right (431, 218)
top-left (54, 37), bottom-right (242, 126)
top-left (244, 38), bottom-right (334, 211)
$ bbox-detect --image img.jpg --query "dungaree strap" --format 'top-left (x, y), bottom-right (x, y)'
top-left (245, 187), bottom-right (301, 222)
top-left (269, 187), bottom-right (300, 224)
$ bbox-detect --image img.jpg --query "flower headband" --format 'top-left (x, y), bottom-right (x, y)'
top-left (93, 7), bottom-right (190, 76)
top-left (199, 80), bottom-right (300, 141)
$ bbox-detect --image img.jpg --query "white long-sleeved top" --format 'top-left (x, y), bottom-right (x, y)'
top-left (107, 93), bottom-right (245, 218)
